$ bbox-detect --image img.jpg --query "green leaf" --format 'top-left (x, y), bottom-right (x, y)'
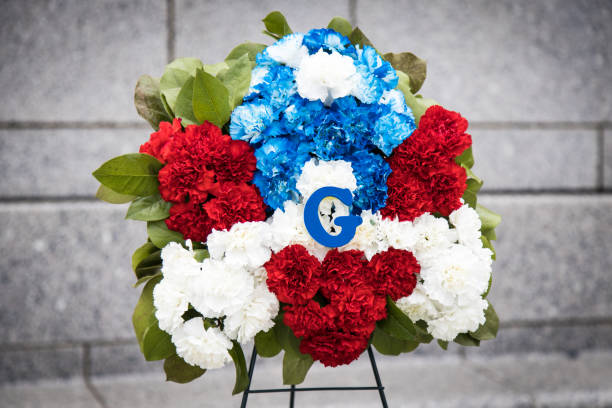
top-left (193, 68), bottom-right (231, 128)
top-left (132, 275), bottom-right (162, 348)
top-left (481, 235), bottom-right (497, 260)
top-left (228, 341), bottom-right (249, 395)
top-left (482, 227), bottom-right (497, 242)
top-left (476, 204), bottom-right (502, 230)
top-left (133, 272), bottom-right (161, 288)
top-left (92, 153), bottom-right (163, 196)
top-left (218, 54), bottom-right (254, 108)
top-left (226, 42), bottom-right (267, 62)
top-left (396, 72), bottom-right (436, 124)
top-left (193, 249), bottom-right (210, 262)
top-left (164, 354), bottom-right (206, 383)
top-left (95, 184), bottom-right (136, 204)
top-left (327, 17), bottom-right (352, 37)
top-left (470, 302), bottom-right (499, 341)
top-left (383, 52), bottom-right (427, 93)
top-left (378, 297), bottom-right (418, 341)
top-left (437, 340), bottom-right (449, 350)
top-left (255, 328), bottom-right (282, 358)
top-left (126, 195), bottom-right (172, 221)
top-left (455, 146), bottom-right (475, 169)
top-left (348, 27), bottom-right (375, 49)
top-left (454, 333), bottom-right (480, 347)
top-left (282, 348), bottom-right (314, 385)
top-left (387, 297), bottom-right (417, 335)
top-left (203, 61), bottom-right (230, 77)
top-left (173, 76), bottom-right (198, 125)
top-left (483, 274), bottom-right (493, 297)
top-left (371, 325), bottom-right (418, 355)
top-left (464, 166), bottom-right (483, 188)
top-left (274, 319), bottom-right (300, 352)
top-left (413, 320), bottom-right (434, 344)
top-left (132, 242), bottom-right (158, 272)
top-left (160, 58), bottom-right (204, 111)
top-left (142, 324), bottom-right (174, 361)
top-left (463, 188), bottom-right (477, 208)
top-left (134, 75), bottom-right (172, 130)
top-left (147, 220), bottom-right (183, 249)
top-left (134, 250), bottom-right (162, 279)
top-left (262, 11), bottom-right (292, 40)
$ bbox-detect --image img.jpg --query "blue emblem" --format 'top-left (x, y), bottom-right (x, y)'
top-left (303, 187), bottom-right (362, 248)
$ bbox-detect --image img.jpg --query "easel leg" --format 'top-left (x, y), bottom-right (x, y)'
top-left (367, 346), bottom-right (389, 408)
top-left (289, 384), bottom-right (296, 408)
top-left (240, 345), bottom-right (258, 408)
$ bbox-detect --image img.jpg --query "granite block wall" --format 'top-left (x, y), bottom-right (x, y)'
top-left (1, 0), bottom-right (610, 383)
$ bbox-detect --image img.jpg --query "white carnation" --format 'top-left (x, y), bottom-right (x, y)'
top-left (296, 49), bottom-right (357, 105)
top-left (189, 259), bottom-right (255, 318)
top-left (224, 284), bottom-right (279, 344)
top-left (412, 213), bottom-right (457, 263)
top-left (172, 318), bottom-right (232, 369)
top-left (426, 298), bottom-right (488, 342)
top-left (207, 222), bottom-right (272, 269)
top-left (420, 244), bottom-right (491, 307)
top-left (449, 204), bottom-right (482, 248)
top-left (379, 216), bottom-right (418, 252)
top-left (296, 159), bottom-right (357, 201)
top-left (396, 285), bottom-right (438, 323)
top-left (266, 33), bottom-right (309, 68)
top-left (269, 200), bottom-right (329, 260)
top-left (153, 278), bottom-right (189, 334)
top-left (160, 241), bottom-right (202, 283)
top-left (340, 210), bottom-right (387, 259)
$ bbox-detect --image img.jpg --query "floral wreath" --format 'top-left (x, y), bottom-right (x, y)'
top-left (93, 12), bottom-right (500, 393)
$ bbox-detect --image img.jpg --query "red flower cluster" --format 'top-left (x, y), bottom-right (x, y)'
top-left (265, 246), bottom-right (420, 367)
top-left (382, 105), bottom-right (471, 221)
top-left (140, 119), bottom-right (266, 242)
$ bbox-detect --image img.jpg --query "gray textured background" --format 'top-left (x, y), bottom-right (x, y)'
top-left (1, 0), bottom-right (611, 399)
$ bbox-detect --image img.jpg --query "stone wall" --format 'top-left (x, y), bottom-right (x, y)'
top-left (1, 0), bottom-right (611, 382)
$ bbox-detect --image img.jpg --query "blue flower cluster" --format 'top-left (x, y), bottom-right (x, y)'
top-left (229, 29), bottom-right (416, 213)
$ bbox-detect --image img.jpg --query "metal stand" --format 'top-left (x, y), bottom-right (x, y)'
top-left (239, 345), bottom-right (389, 408)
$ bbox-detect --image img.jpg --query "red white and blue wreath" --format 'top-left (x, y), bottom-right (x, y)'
top-left (93, 12), bottom-right (501, 392)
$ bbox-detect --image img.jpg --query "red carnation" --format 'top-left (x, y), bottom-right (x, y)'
top-left (382, 105), bottom-right (471, 221)
top-left (202, 183), bottom-right (266, 231)
top-left (283, 301), bottom-right (338, 338)
top-left (300, 331), bottom-right (369, 367)
top-left (368, 248), bottom-right (420, 301)
top-left (165, 200), bottom-right (212, 243)
top-left (265, 245), bottom-right (322, 305)
top-left (319, 249), bottom-right (371, 298)
top-left (330, 283), bottom-right (386, 336)
top-left (139, 119), bottom-right (183, 163)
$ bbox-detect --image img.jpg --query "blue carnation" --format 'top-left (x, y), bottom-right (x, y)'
top-left (302, 28), bottom-right (355, 56)
top-left (372, 109), bottom-right (417, 155)
top-left (347, 151), bottom-right (391, 213)
top-left (229, 103), bottom-right (275, 144)
top-left (355, 46), bottom-right (398, 90)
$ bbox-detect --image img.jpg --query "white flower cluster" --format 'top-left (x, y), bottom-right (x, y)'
top-left (153, 238), bottom-right (279, 370)
top-left (154, 161), bottom-right (492, 368)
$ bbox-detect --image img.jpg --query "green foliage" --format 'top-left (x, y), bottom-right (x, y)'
top-left (164, 354), bottom-right (206, 383)
top-left (132, 242), bottom-right (158, 272)
top-left (437, 340), bottom-right (449, 350)
top-left (202, 61), bottom-right (230, 77)
top-left (453, 333), bottom-right (480, 347)
top-left (173, 76), bottom-right (198, 125)
top-left (226, 42), bottom-right (267, 62)
top-left (383, 52), bottom-right (427, 93)
top-left (218, 54), bottom-right (254, 108)
top-left (134, 250), bottom-right (162, 279)
top-left (228, 341), bottom-right (249, 395)
top-left (92, 153), bottom-right (163, 196)
top-left (470, 301), bottom-right (499, 340)
top-left (262, 11), bottom-right (292, 40)
top-left (134, 75), bottom-right (172, 130)
top-left (132, 275), bottom-right (175, 361)
top-left (455, 146), bottom-right (475, 169)
top-left (193, 68), bottom-right (231, 128)
top-left (147, 220), bottom-right (184, 249)
top-left (254, 328), bottom-right (282, 358)
top-left (327, 17), bottom-right (352, 37)
top-left (476, 204), bottom-right (502, 230)
top-left (133, 272), bottom-right (161, 288)
top-left (396, 71), bottom-right (437, 124)
top-left (273, 320), bottom-right (314, 385)
top-left (371, 325), bottom-right (418, 355)
top-left (348, 27), bottom-right (375, 49)
top-left (378, 297), bottom-right (417, 341)
top-left (160, 58), bottom-right (203, 112)
top-left (193, 249), bottom-right (210, 262)
top-left (126, 195), bottom-right (171, 222)
top-left (95, 185), bottom-right (136, 204)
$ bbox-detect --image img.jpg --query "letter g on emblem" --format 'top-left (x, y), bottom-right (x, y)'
top-left (303, 187), bottom-right (362, 248)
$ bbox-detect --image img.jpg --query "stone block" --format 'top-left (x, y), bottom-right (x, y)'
top-left (356, 0), bottom-right (612, 121)
top-left (0, 0), bottom-right (166, 122)
top-left (0, 129), bottom-right (145, 197)
top-left (0, 347), bottom-right (82, 383)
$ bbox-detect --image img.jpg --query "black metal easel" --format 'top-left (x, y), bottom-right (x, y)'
top-left (239, 345), bottom-right (389, 408)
